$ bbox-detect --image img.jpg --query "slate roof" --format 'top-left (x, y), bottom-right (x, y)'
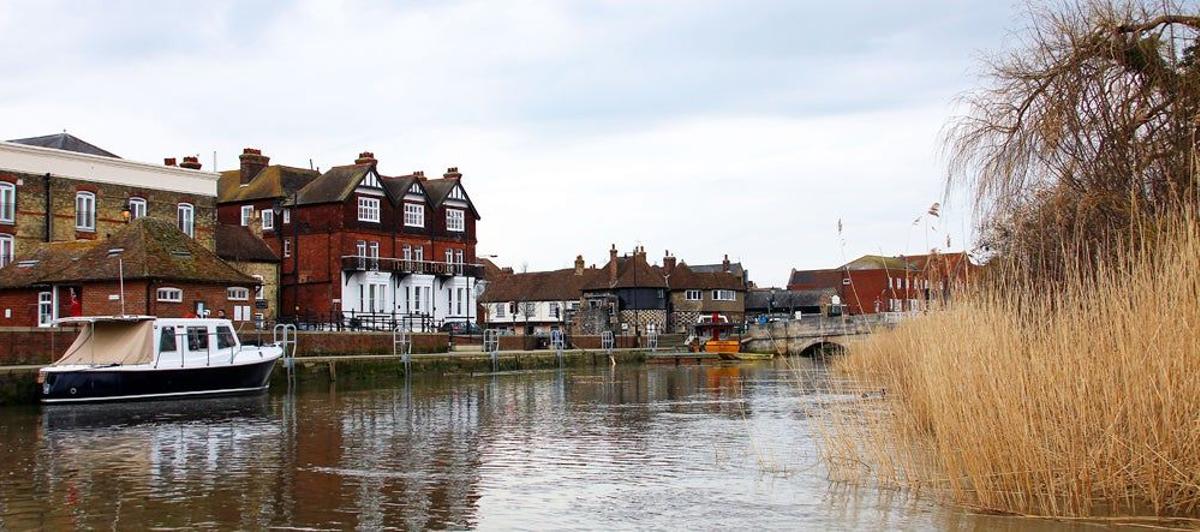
top-left (690, 262), bottom-right (745, 279)
top-left (215, 224), bottom-right (279, 263)
top-left (40, 218), bottom-right (257, 285)
top-left (480, 267), bottom-right (603, 302)
top-left (0, 241), bottom-right (95, 289)
top-left (293, 164), bottom-right (375, 206)
top-left (667, 263), bottom-right (745, 291)
top-left (787, 268), bottom-right (843, 289)
top-left (745, 288), bottom-right (832, 311)
top-left (7, 133), bottom-right (119, 158)
top-left (218, 165), bottom-right (320, 204)
top-left (380, 174), bottom-right (420, 205)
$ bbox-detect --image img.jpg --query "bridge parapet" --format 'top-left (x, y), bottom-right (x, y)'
top-left (745, 312), bottom-right (916, 354)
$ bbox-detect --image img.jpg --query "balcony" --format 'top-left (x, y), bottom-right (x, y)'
top-left (340, 255), bottom-right (483, 278)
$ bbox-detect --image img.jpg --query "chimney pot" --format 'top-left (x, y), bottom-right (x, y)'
top-left (164, 157), bottom-right (177, 167)
top-left (444, 166), bottom-right (462, 179)
top-left (355, 151), bottom-right (377, 165)
top-left (180, 156), bottom-right (202, 170)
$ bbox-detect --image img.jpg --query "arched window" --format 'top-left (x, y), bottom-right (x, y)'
top-left (75, 192), bottom-right (96, 231)
top-left (0, 182), bottom-right (15, 224)
top-left (177, 203), bottom-right (194, 237)
top-left (128, 197), bottom-right (147, 220)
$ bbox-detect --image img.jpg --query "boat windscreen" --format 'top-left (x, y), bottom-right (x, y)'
top-left (53, 320), bottom-right (156, 366)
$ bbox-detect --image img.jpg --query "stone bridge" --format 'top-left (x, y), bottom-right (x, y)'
top-left (743, 313), bottom-right (909, 356)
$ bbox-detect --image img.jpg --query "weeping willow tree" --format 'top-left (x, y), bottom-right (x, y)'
top-left (948, 0), bottom-right (1200, 276)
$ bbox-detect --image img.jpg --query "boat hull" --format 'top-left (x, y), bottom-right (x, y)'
top-left (40, 358), bottom-right (278, 404)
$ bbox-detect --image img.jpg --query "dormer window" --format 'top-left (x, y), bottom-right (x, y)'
top-left (358, 196), bottom-right (380, 223)
top-left (404, 203), bottom-right (424, 227)
top-left (446, 208), bottom-right (465, 232)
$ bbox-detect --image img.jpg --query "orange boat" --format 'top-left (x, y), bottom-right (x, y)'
top-left (691, 313), bottom-right (742, 360)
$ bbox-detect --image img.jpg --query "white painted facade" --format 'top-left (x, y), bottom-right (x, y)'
top-left (341, 270), bottom-right (478, 330)
top-left (484, 299), bottom-right (578, 326)
top-left (0, 141), bottom-right (219, 196)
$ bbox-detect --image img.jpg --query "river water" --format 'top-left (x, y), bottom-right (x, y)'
top-left (0, 360), bottom-right (1102, 530)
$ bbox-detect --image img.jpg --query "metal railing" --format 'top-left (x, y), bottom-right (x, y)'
top-left (279, 311), bottom-right (442, 332)
top-left (339, 256), bottom-right (484, 277)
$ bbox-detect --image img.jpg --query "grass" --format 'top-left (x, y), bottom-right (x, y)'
top-left (817, 215), bottom-right (1200, 521)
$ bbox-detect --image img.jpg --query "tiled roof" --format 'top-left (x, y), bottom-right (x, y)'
top-left (7, 133), bottom-right (119, 158)
top-left (480, 267), bottom-right (602, 302)
top-left (690, 262), bottom-right (745, 278)
top-left (420, 177), bottom-right (480, 219)
top-left (215, 224), bottom-right (279, 263)
top-left (293, 164), bottom-right (374, 206)
top-left (0, 241), bottom-right (95, 289)
top-left (583, 255), bottom-right (668, 290)
top-left (38, 218), bottom-right (257, 285)
top-left (841, 255), bottom-right (918, 271)
top-left (745, 288), bottom-right (833, 311)
top-left (667, 263), bottom-right (745, 291)
top-left (788, 268), bottom-right (843, 288)
top-left (381, 174), bottom-right (420, 205)
top-left (218, 165), bottom-right (320, 204)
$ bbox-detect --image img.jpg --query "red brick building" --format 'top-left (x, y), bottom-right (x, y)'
top-left (218, 150), bottom-right (482, 328)
top-left (788, 251), bottom-right (978, 315)
top-left (0, 218), bottom-right (258, 327)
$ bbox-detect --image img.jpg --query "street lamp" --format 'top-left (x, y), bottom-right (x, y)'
top-left (271, 199), bottom-right (286, 323)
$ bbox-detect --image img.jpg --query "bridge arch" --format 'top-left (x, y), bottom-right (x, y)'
top-left (796, 340), bottom-right (846, 359)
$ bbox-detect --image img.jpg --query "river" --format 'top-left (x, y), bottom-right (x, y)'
top-left (0, 360), bottom-right (1104, 530)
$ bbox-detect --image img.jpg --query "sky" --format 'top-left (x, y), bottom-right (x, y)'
top-left (0, 1), bottom-right (1022, 287)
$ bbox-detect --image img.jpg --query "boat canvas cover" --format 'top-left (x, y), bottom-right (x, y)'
top-left (54, 321), bottom-right (155, 366)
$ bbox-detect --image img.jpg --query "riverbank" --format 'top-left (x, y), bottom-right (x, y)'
top-left (0, 348), bottom-right (660, 405)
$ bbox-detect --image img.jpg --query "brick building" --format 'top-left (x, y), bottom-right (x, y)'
top-left (218, 150), bottom-right (482, 329)
top-left (0, 218), bottom-right (259, 327)
top-left (661, 251), bottom-right (747, 333)
top-left (215, 222), bottom-right (280, 323)
top-left (787, 251), bottom-right (978, 315)
top-left (0, 133), bottom-right (220, 265)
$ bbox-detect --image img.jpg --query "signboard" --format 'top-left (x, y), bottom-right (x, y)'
top-left (255, 300), bottom-right (269, 309)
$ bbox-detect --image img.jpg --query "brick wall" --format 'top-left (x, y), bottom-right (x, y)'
top-left (570, 334), bottom-right (639, 349)
top-left (287, 330), bottom-right (448, 356)
top-left (0, 327), bottom-right (82, 365)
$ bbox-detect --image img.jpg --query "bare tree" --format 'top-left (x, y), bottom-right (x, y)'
top-left (947, 0), bottom-right (1200, 273)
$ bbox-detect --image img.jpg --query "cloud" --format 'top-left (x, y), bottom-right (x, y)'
top-left (0, 0), bottom-right (1016, 286)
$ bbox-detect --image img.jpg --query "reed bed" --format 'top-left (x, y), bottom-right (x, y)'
top-left (818, 216), bottom-right (1200, 520)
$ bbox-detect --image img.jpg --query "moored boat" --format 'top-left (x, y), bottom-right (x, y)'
top-left (39, 316), bottom-right (284, 404)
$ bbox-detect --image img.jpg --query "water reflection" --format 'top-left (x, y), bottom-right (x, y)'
top-left (0, 361), bottom-right (1111, 530)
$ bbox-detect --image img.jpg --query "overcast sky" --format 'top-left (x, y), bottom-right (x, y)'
top-left (0, 1), bottom-right (1021, 287)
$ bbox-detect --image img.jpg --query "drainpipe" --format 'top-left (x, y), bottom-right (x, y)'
top-left (43, 173), bottom-right (52, 242)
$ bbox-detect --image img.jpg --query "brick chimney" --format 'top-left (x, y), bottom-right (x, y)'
top-left (608, 244), bottom-right (618, 284)
top-left (663, 250), bottom-right (676, 275)
top-left (239, 148), bottom-right (269, 185)
top-left (180, 156), bottom-right (202, 170)
top-left (722, 254), bottom-right (731, 272)
top-left (413, 170), bottom-right (427, 181)
top-left (163, 157), bottom-right (177, 167)
top-left (355, 151), bottom-right (377, 166)
top-left (444, 167), bottom-right (462, 180)
top-left (575, 255), bottom-right (585, 276)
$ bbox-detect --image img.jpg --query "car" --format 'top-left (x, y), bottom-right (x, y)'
top-left (440, 321), bottom-right (483, 335)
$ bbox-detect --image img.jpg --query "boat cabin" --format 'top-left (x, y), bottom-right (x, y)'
top-left (52, 316), bottom-right (249, 369)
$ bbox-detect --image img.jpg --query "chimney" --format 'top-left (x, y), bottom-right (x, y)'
top-left (355, 151), bottom-right (377, 166)
top-left (180, 156), bottom-right (202, 170)
top-left (574, 255), bottom-right (585, 276)
top-left (239, 148), bottom-right (269, 185)
top-left (663, 250), bottom-right (676, 275)
top-left (722, 254), bottom-right (731, 272)
top-left (444, 166), bottom-right (462, 180)
top-left (609, 244), bottom-right (618, 284)
top-left (163, 157), bottom-right (177, 167)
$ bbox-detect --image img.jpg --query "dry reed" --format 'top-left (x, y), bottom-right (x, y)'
top-left (818, 215), bottom-right (1200, 520)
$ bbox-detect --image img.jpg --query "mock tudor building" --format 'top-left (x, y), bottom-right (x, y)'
top-left (480, 256), bottom-right (598, 335)
top-left (0, 133), bottom-right (220, 265)
top-left (218, 150), bottom-right (482, 329)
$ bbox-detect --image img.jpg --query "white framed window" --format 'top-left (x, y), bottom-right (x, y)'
top-left (37, 291), bottom-right (53, 327)
top-left (445, 249), bottom-right (453, 265)
top-left (128, 197), bottom-right (147, 220)
top-left (252, 275), bottom-right (265, 300)
top-left (157, 287), bottom-right (183, 303)
top-left (358, 196), bottom-right (380, 223)
top-left (404, 203), bottom-right (424, 227)
top-left (446, 208), bottom-right (465, 232)
top-left (685, 289), bottom-right (702, 301)
top-left (282, 208), bottom-right (291, 224)
top-left (368, 241), bottom-right (379, 259)
top-left (283, 238), bottom-right (291, 258)
top-left (75, 192), bottom-right (96, 231)
top-left (402, 244), bottom-right (412, 261)
top-left (457, 288), bottom-right (465, 315)
top-left (227, 287), bottom-right (249, 301)
top-left (0, 234), bottom-right (12, 268)
top-left (240, 205), bottom-right (253, 226)
top-left (178, 203), bottom-right (194, 237)
top-left (496, 302), bottom-right (506, 318)
top-left (261, 209), bottom-right (274, 231)
top-left (414, 246), bottom-right (423, 262)
top-left (0, 182), bottom-right (15, 223)
top-left (712, 289), bottom-right (736, 301)
top-left (549, 302), bottom-right (561, 319)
